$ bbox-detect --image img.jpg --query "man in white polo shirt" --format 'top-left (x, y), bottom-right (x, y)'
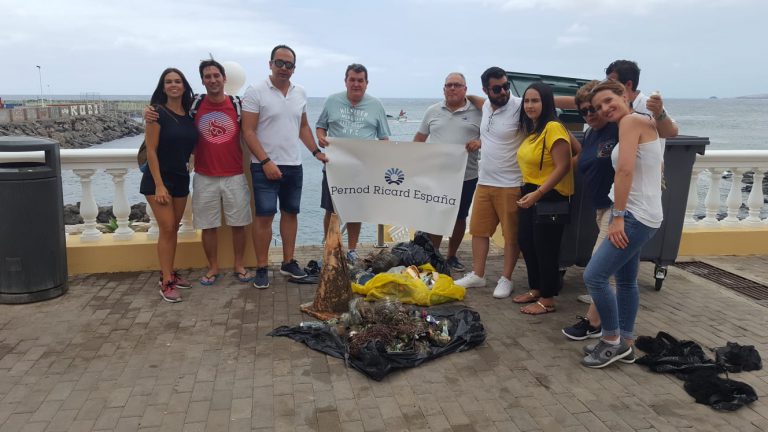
top-left (413, 72), bottom-right (481, 273)
top-left (241, 44), bottom-right (327, 289)
top-left (455, 67), bottom-right (523, 299)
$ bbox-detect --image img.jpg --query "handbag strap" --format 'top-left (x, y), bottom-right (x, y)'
top-left (537, 125), bottom-right (573, 203)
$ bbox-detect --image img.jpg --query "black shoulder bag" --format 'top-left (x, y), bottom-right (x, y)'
top-left (533, 131), bottom-right (572, 224)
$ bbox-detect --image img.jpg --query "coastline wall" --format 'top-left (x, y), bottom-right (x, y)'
top-left (0, 112), bottom-right (143, 148)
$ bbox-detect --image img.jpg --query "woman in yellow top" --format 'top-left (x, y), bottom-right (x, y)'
top-left (512, 82), bottom-right (574, 315)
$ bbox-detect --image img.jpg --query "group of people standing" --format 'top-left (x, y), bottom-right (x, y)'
top-left (140, 45), bottom-right (390, 304)
top-left (442, 60), bottom-right (677, 368)
top-left (140, 48), bottom-right (677, 368)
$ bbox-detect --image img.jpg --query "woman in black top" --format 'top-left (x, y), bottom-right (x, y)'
top-left (140, 68), bottom-right (197, 303)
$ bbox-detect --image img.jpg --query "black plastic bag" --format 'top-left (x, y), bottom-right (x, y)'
top-left (683, 370), bottom-right (758, 411)
top-left (268, 304), bottom-right (486, 381)
top-left (391, 231), bottom-right (449, 274)
top-left (635, 331), bottom-right (718, 378)
top-left (714, 342), bottom-right (762, 372)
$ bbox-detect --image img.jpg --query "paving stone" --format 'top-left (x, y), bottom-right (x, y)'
top-left (0, 251), bottom-right (767, 431)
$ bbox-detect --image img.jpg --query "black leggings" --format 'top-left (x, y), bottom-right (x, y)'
top-left (518, 183), bottom-right (568, 298)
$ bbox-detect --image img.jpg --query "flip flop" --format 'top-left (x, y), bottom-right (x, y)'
top-left (520, 301), bottom-right (556, 315)
top-left (200, 273), bottom-right (219, 286)
top-left (512, 291), bottom-right (540, 304)
top-left (234, 270), bottom-right (255, 283)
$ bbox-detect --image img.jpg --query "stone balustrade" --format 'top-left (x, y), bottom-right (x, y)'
top-left (2, 148), bottom-right (767, 249)
top-left (686, 150), bottom-right (768, 228)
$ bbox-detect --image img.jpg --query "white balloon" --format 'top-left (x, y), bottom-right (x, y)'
top-left (221, 61), bottom-right (246, 95)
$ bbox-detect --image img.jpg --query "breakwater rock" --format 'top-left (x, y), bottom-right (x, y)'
top-left (0, 114), bottom-right (143, 148)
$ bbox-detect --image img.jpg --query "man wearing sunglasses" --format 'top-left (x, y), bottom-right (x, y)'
top-left (316, 63), bottom-right (391, 263)
top-left (241, 44), bottom-right (326, 289)
top-left (455, 66), bottom-right (523, 299)
top-left (413, 72), bottom-right (481, 273)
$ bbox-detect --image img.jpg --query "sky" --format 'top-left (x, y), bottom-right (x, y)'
top-left (1, 0), bottom-right (764, 99)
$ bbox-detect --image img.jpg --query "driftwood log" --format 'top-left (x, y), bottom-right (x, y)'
top-left (300, 213), bottom-right (352, 320)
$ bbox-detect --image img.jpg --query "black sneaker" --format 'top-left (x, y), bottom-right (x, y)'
top-left (253, 267), bottom-right (270, 289)
top-left (445, 256), bottom-right (466, 272)
top-left (279, 259), bottom-right (307, 279)
top-left (583, 343), bottom-right (635, 364)
top-left (562, 316), bottom-right (602, 341)
top-left (581, 339), bottom-right (632, 369)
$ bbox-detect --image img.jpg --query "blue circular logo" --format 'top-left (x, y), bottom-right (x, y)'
top-left (384, 168), bottom-right (405, 185)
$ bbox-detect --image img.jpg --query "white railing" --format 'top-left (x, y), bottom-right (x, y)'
top-left (686, 150), bottom-right (768, 228)
top-left (0, 148), bottom-right (194, 243)
top-left (3, 148), bottom-right (766, 245)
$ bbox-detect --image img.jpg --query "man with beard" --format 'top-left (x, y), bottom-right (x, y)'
top-left (413, 72), bottom-right (481, 273)
top-left (454, 67), bottom-right (523, 299)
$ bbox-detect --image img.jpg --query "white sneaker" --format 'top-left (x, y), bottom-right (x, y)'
top-left (455, 272), bottom-right (486, 288)
top-left (577, 294), bottom-right (593, 304)
top-left (493, 276), bottom-right (513, 299)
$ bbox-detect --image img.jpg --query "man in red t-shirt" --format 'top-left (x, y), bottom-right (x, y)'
top-left (192, 59), bottom-right (255, 285)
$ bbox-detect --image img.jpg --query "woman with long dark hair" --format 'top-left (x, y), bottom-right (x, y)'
top-left (580, 79), bottom-right (662, 368)
top-left (512, 82), bottom-right (573, 315)
top-left (140, 68), bottom-right (197, 302)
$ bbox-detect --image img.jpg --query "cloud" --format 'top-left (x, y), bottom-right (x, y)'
top-left (433, 0), bottom-right (719, 15)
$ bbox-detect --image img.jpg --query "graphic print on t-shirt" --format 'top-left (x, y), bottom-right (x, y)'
top-left (198, 111), bottom-right (237, 145)
top-left (339, 106), bottom-right (370, 136)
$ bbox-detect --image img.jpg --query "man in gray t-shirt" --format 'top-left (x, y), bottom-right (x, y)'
top-left (413, 72), bottom-right (481, 273)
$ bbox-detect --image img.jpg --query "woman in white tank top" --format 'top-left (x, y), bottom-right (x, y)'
top-left (579, 80), bottom-right (663, 369)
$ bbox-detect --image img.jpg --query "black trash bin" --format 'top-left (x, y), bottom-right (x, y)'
top-left (0, 136), bottom-right (68, 303)
top-left (560, 136), bottom-right (710, 290)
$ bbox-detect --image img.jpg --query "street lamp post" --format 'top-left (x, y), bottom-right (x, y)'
top-left (36, 65), bottom-right (45, 107)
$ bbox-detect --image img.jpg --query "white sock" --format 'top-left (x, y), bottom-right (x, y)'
top-left (602, 338), bottom-right (620, 346)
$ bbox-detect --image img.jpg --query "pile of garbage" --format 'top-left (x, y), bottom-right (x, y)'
top-left (269, 298), bottom-right (485, 380)
top-left (347, 232), bottom-right (465, 306)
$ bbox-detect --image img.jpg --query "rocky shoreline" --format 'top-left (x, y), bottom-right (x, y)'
top-left (0, 113), bottom-right (143, 148)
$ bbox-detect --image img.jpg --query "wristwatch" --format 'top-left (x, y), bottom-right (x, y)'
top-left (259, 157), bottom-right (271, 166)
top-left (655, 109), bottom-right (668, 121)
top-left (611, 208), bottom-right (627, 217)
top-left (312, 148), bottom-right (322, 156)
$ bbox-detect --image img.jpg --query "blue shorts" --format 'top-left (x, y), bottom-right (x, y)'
top-left (458, 177), bottom-right (478, 219)
top-left (250, 163), bottom-right (303, 216)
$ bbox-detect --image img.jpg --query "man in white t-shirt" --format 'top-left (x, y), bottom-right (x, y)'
top-left (455, 67), bottom-right (523, 299)
top-left (605, 60), bottom-right (678, 139)
top-left (241, 44), bottom-right (327, 289)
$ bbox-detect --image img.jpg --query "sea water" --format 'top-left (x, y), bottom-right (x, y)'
top-left (61, 97), bottom-right (768, 245)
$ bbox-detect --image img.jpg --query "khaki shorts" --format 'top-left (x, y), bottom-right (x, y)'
top-left (192, 173), bottom-right (253, 229)
top-left (469, 185), bottom-right (521, 242)
top-left (594, 207), bottom-right (611, 252)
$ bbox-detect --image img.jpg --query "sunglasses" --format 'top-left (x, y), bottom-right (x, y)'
top-left (488, 82), bottom-right (511, 94)
top-left (578, 106), bottom-right (597, 116)
top-left (271, 59), bottom-right (295, 70)
top-left (444, 83), bottom-right (465, 89)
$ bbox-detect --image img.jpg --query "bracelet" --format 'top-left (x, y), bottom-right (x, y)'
top-left (536, 188), bottom-right (544, 196)
top-left (259, 157), bottom-right (271, 166)
top-left (655, 110), bottom-right (667, 121)
top-left (312, 148), bottom-right (322, 156)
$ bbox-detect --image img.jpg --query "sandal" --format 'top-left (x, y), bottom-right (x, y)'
top-left (200, 273), bottom-right (219, 286)
top-left (234, 270), bottom-right (255, 283)
top-left (520, 301), bottom-right (556, 315)
top-left (512, 291), bottom-right (540, 304)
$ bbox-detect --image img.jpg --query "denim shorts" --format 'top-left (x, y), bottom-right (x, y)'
top-left (250, 163), bottom-right (303, 216)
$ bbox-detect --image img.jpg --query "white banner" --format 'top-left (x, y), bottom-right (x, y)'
top-left (325, 138), bottom-right (468, 236)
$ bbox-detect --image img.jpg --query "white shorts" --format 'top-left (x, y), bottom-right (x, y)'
top-left (192, 173), bottom-right (253, 229)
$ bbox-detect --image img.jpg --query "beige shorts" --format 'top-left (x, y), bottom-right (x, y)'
top-left (594, 207), bottom-right (610, 253)
top-left (469, 185), bottom-right (521, 242)
top-left (192, 173), bottom-right (253, 229)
